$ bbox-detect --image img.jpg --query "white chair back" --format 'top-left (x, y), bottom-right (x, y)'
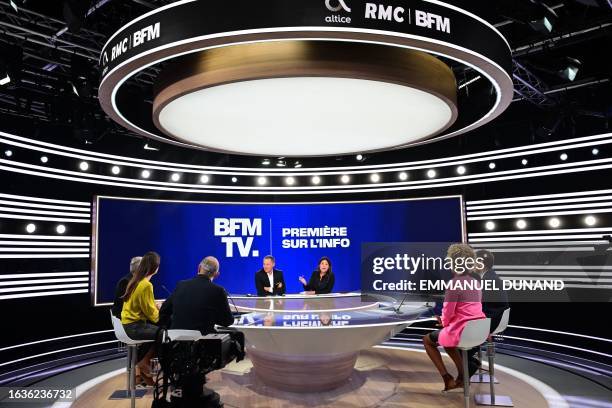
top-left (492, 308), bottom-right (511, 335)
top-left (110, 311), bottom-right (143, 345)
top-left (457, 318), bottom-right (491, 349)
top-left (166, 330), bottom-right (202, 342)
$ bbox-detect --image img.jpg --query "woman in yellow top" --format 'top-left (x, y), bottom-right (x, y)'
top-left (121, 251), bottom-right (161, 384)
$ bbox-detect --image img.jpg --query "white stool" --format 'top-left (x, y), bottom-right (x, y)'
top-left (109, 311), bottom-right (154, 408)
top-left (475, 309), bottom-right (513, 406)
top-left (457, 318), bottom-right (491, 408)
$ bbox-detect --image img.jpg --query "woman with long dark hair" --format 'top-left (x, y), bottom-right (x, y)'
top-left (121, 251), bottom-right (161, 385)
top-left (299, 256), bottom-right (335, 294)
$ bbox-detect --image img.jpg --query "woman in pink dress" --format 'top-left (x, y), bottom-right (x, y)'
top-left (423, 244), bottom-right (486, 391)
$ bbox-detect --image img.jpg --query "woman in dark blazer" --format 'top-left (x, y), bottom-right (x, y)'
top-left (299, 256), bottom-right (335, 294)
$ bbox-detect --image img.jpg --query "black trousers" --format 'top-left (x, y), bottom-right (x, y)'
top-left (123, 321), bottom-right (159, 361)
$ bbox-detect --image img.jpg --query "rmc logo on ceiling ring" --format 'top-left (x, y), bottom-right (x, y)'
top-left (325, 0), bottom-right (352, 23)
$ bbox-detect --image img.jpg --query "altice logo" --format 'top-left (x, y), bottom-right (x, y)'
top-left (325, 0), bottom-right (352, 23)
top-left (326, 0), bottom-right (351, 13)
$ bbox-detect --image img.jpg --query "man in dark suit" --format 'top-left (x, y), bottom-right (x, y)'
top-left (254, 255), bottom-right (286, 296)
top-left (158, 256), bottom-right (234, 334)
top-left (468, 249), bottom-right (510, 376)
top-left (111, 256), bottom-right (141, 318)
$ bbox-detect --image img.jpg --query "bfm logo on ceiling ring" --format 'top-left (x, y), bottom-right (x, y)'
top-left (325, 0), bottom-right (352, 23)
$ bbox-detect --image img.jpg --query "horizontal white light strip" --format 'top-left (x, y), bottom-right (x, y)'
top-left (470, 227), bottom-right (612, 237)
top-left (501, 277), bottom-right (612, 282)
top-left (0, 193), bottom-right (90, 207)
top-left (0, 241), bottom-right (89, 246)
top-left (0, 272), bottom-right (88, 279)
top-left (565, 284), bottom-right (612, 289)
top-left (0, 213), bottom-right (90, 223)
top-left (500, 335), bottom-right (612, 358)
top-left (497, 271), bottom-right (612, 276)
top-left (0, 199), bottom-right (91, 212)
top-left (0, 234), bottom-right (89, 240)
top-left (468, 208), bottom-right (612, 220)
top-left (497, 265), bottom-right (612, 270)
top-left (485, 248), bottom-right (596, 252)
top-left (469, 235), bottom-right (610, 242)
top-left (0, 278), bottom-right (89, 286)
top-left (0, 254), bottom-right (89, 259)
top-left (0, 132), bottom-right (612, 175)
top-left (467, 188), bottom-right (612, 206)
top-left (471, 241), bottom-right (601, 247)
top-left (0, 283), bottom-right (88, 293)
top-left (468, 202), bottom-right (612, 215)
top-left (0, 329), bottom-right (114, 352)
top-left (466, 194), bottom-right (612, 210)
top-left (0, 339), bottom-right (117, 367)
top-left (2, 130), bottom-right (611, 173)
top-left (0, 248), bottom-right (89, 252)
top-left (5, 153), bottom-right (612, 196)
top-left (0, 206), bottom-right (91, 218)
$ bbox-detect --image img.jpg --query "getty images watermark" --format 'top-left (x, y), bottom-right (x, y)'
top-left (361, 243), bottom-right (612, 303)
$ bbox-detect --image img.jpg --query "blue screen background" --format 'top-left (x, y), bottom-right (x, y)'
top-left (94, 197), bottom-right (464, 303)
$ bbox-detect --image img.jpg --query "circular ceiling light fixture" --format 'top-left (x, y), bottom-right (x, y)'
top-left (152, 43), bottom-right (458, 156)
top-left (99, 0), bottom-right (513, 157)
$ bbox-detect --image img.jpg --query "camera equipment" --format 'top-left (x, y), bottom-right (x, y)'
top-left (153, 329), bottom-right (245, 408)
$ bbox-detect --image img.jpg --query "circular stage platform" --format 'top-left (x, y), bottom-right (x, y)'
top-left (71, 347), bottom-right (552, 408)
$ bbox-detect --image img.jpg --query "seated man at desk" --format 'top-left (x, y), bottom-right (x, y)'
top-left (255, 255), bottom-right (286, 296)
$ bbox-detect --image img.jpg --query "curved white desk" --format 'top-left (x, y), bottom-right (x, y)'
top-left (230, 294), bottom-right (432, 391)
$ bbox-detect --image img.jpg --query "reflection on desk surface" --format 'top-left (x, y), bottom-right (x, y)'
top-left (232, 303), bottom-right (433, 328)
top-left (230, 295), bottom-right (378, 312)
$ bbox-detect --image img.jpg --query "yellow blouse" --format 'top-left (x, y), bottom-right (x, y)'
top-left (121, 278), bottom-right (159, 324)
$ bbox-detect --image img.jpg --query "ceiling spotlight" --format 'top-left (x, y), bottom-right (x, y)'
top-left (200, 174), bottom-right (210, 183)
top-left (356, 154), bottom-right (365, 161)
top-left (231, 177), bottom-right (238, 183)
top-left (370, 173), bottom-right (381, 183)
top-left (25, 223), bottom-right (36, 234)
top-left (558, 57), bottom-right (581, 82)
top-left (276, 160), bottom-right (287, 168)
top-left (262, 159), bottom-right (271, 166)
top-left (170, 173), bottom-right (181, 182)
top-left (485, 221), bottom-right (496, 231)
top-left (79, 161), bottom-right (89, 171)
top-left (584, 215), bottom-right (597, 226)
top-left (427, 169), bottom-right (436, 179)
top-left (0, 73), bottom-right (10, 86)
top-left (294, 161), bottom-right (302, 168)
top-left (111, 165), bottom-right (121, 175)
top-left (529, 3), bottom-right (558, 33)
top-left (4, 150), bottom-right (12, 157)
top-left (516, 219), bottom-right (527, 230)
top-left (521, 159), bottom-right (528, 166)
top-left (311, 176), bottom-right (321, 185)
top-left (143, 140), bottom-right (161, 151)
top-left (489, 162), bottom-right (496, 170)
top-left (141, 169), bottom-right (151, 179)
top-left (340, 175), bottom-right (350, 184)
top-left (592, 148), bottom-right (599, 156)
top-left (257, 176), bottom-right (267, 185)
top-left (548, 217), bottom-right (561, 228)
top-left (56, 224), bottom-right (66, 234)
top-left (560, 153), bottom-right (568, 161)
top-left (456, 166), bottom-right (466, 175)
top-left (38, 156), bottom-right (48, 164)
top-left (285, 176), bottom-right (295, 186)
top-left (398, 172), bottom-right (409, 181)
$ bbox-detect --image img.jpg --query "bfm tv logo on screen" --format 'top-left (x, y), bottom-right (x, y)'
top-left (214, 218), bottom-right (262, 258)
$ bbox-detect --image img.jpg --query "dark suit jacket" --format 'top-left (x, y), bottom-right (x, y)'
top-left (111, 273), bottom-right (132, 318)
top-left (255, 269), bottom-right (286, 296)
top-left (302, 271), bottom-right (335, 294)
top-left (158, 275), bottom-right (234, 335)
top-left (479, 268), bottom-right (510, 331)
